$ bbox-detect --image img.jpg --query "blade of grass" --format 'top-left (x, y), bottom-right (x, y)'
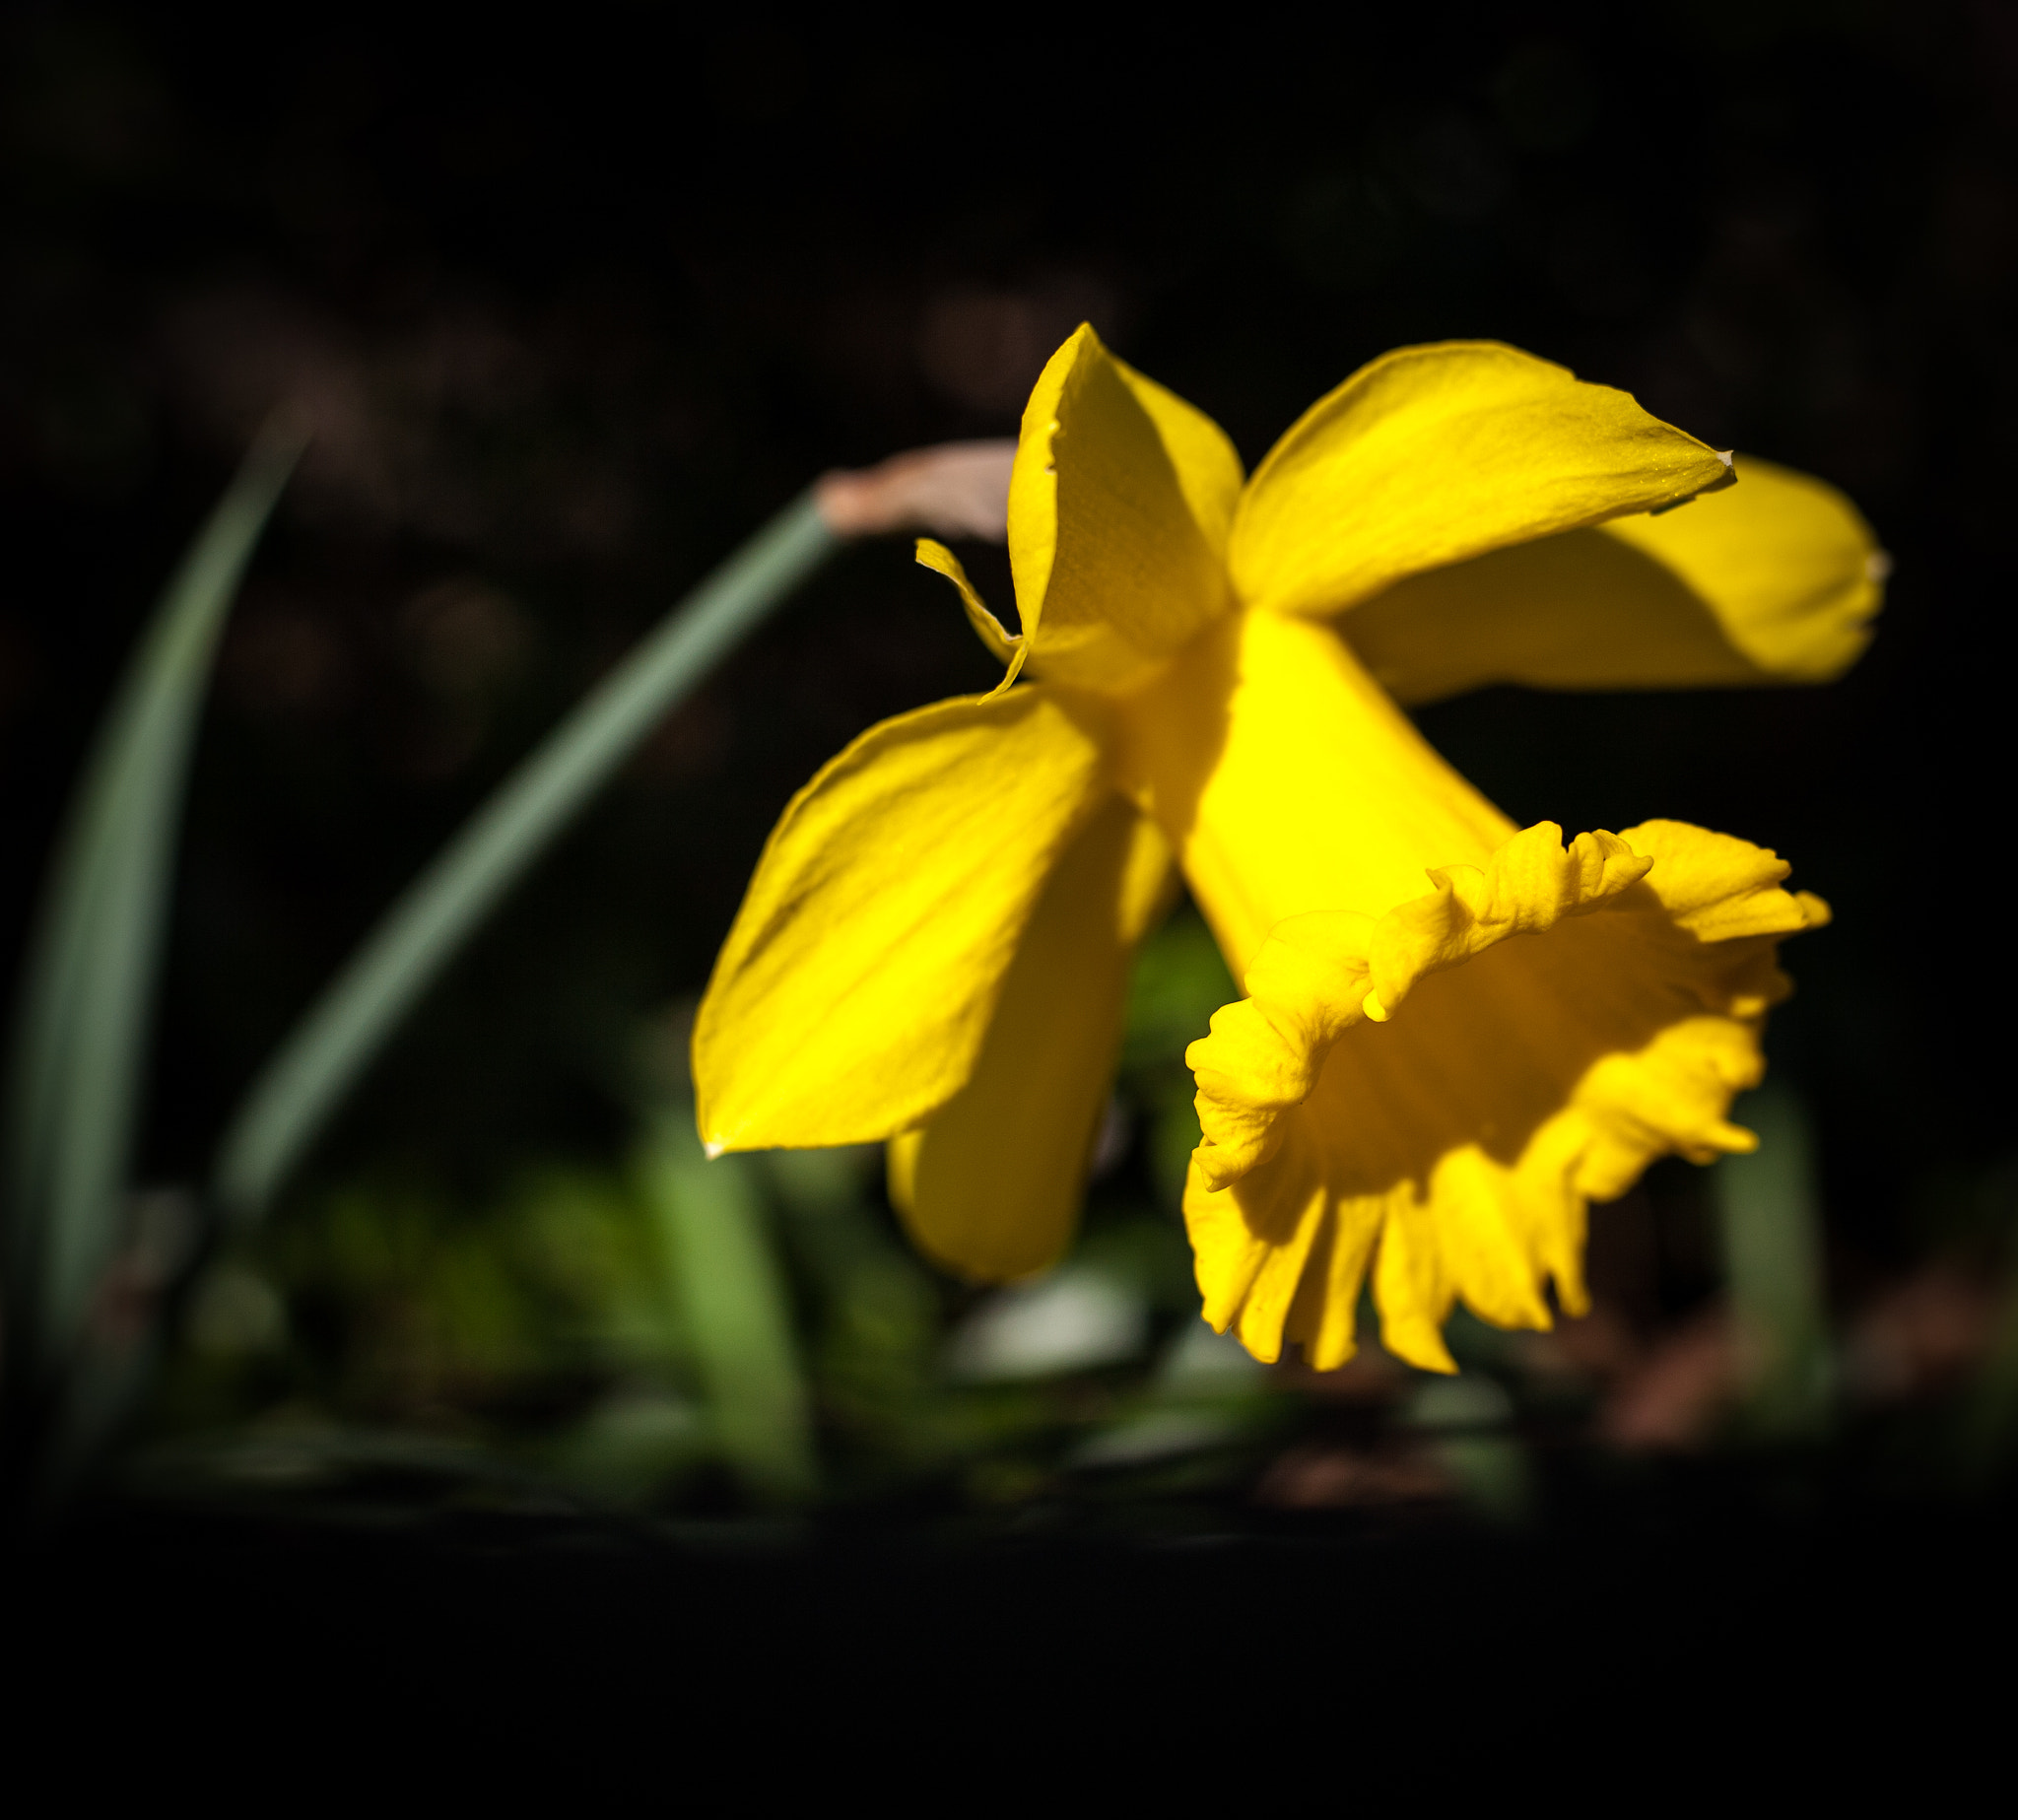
top-left (1956, 1238), bottom-right (2018, 1482)
top-left (3, 430), bottom-right (301, 1382)
top-left (639, 1108), bottom-right (817, 1504)
top-left (1713, 1080), bottom-right (1832, 1439)
top-left (211, 492), bottom-right (838, 1229)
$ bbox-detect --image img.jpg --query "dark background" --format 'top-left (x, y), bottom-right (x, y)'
top-left (2, 0), bottom-right (2011, 1275)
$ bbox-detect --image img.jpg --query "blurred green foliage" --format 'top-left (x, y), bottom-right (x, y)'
top-left (135, 910), bottom-right (2018, 1526)
top-left (145, 906), bottom-right (1289, 1518)
top-left (1120, 906), bottom-right (1237, 1208)
top-left (1715, 1084), bottom-right (1832, 1440)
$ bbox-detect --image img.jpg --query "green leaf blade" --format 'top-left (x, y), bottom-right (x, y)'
top-left (3, 429), bottom-right (300, 1380)
top-left (211, 491), bottom-right (837, 1228)
top-left (639, 1112), bottom-right (818, 1504)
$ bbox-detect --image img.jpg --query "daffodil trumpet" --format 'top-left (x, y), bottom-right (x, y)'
top-left (695, 330), bottom-right (1882, 1373)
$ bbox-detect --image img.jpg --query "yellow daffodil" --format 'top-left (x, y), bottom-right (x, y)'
top-left (695, 328), bottom-right (1882, 1372)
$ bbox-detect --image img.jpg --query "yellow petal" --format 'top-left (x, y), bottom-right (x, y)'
top-left (1113, 606), bottom-right (1513, 975)
top-left (1229, 341), bottom-right (1734, 620)
top-left (1181, 910), bottom-right (1376, 1187)
top-left (891, 798), bottom-right (1176, 1280)
top-left (1362, 822), bottom-right (1656, 1020)
top-left (1181, 818), bottom-right (1826, 1372)
top-left (694, 686), bottom-right (1113, 1153)
top-left (1006, 324), bottom-right (1245, 692)
top-left (1343, 455), bottom-right (1885, 705)
top-left (1185, 1111), bottom-right (1379, 1368)
top-left (914, 538), bottom-right (1027, 690)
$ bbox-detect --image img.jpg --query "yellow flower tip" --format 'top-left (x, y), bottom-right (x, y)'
top-left (1181, 819), bottom-right (1827, 1374)
top-left (1649, 450), bottom-right (1740, 514)
top-left (988, 643), bottom-right (1031, 699)
top-left (703, 1138), bottom-right (726, 1160)
top-left (914, 537), bottom-right (1025, 686)
top-left (815, 439), bottom-right (1016, 541)
top-left (1191, 1151), bottom-right (1238, 1195)
top-left (1795, 890), bottom-right (1833, 928)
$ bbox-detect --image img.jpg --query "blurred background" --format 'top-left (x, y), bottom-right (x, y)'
top-left (3, 0), bottom-right (2015, 1543)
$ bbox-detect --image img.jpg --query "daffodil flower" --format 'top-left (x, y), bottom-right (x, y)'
top-left (695, 329), bottom-right (1882, 1372)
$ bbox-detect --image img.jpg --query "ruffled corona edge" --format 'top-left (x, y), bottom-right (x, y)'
top-left (1181, 819), bottom-right (1829, 1373)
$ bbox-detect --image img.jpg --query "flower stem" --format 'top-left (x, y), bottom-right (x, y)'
top-left (213, 490), bottom-right (839, 1227)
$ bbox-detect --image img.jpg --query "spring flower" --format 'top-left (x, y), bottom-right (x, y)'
top-left (695, 328), bottom-right (1882, 1371)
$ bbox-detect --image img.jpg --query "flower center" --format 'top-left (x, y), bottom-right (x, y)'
top-left (1111, 607), bottom-right (1514, 973)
